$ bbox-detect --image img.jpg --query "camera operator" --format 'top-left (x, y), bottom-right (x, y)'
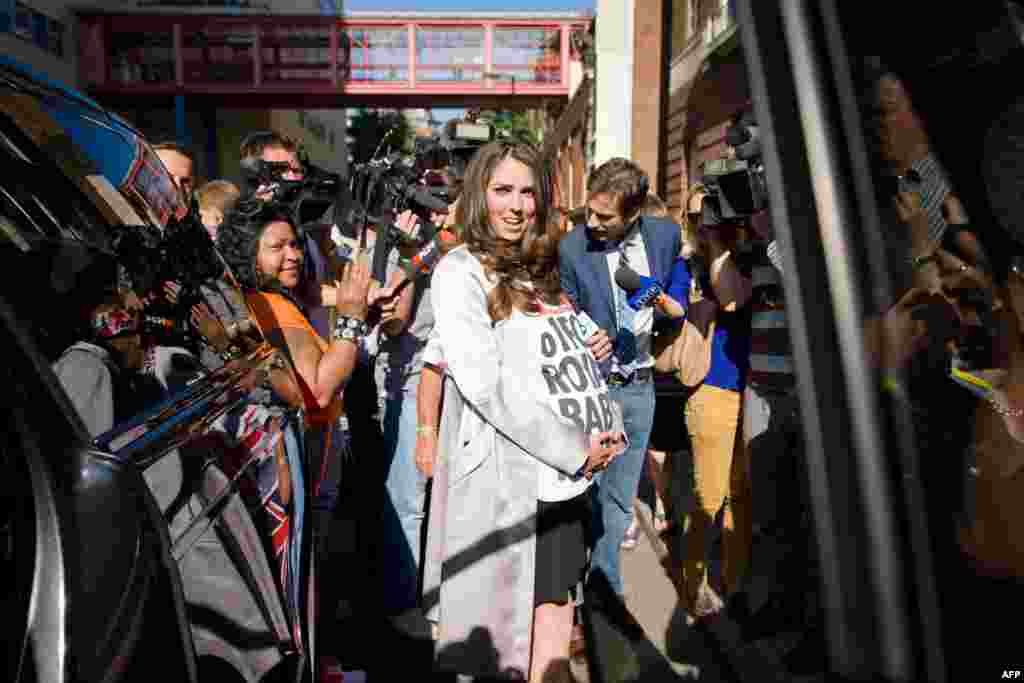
top-left (708, 110), bottom-right (824, 651)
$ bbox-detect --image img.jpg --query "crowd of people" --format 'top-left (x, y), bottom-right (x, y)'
top-left (48, 51), bottom-right (1024, 680)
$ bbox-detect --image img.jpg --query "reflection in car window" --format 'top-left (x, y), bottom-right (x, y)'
top-left (0, 213), bottom-right (30, 252)
top-left (0, 185), bottom-right (49, 239)
top-left (0, 129), bottom-right (32, 164)
top-left (834, 4), bottom-right (1024, 678)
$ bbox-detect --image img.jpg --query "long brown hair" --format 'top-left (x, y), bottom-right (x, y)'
top-left (456, 141), bottom-right (562, 321)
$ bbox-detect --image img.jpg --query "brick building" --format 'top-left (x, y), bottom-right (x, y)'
top-left (546, 0), bottom-right (753, 219)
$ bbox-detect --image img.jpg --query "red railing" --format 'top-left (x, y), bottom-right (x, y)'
top-left (77, 13), bottom-right (585, 97)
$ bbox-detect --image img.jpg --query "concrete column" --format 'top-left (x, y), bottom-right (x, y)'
top-left (593, 0), bottom-right (634, 167)
top-left (631, 0), bottom-right (665, 191)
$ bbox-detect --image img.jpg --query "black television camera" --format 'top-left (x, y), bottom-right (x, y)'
top-left (340, 151), bottom-right (450, 288)
top-left (700, 111), bottom-right (769, 226)
top-left (109, 209), bottom-right (224, 347)
top-left (441, 118), bottom-right (497, 181)
top-left (239, 154), bottom-right (345, 227)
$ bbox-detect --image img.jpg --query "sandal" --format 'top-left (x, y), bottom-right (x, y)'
top-left (653, 506), bottom-right (670, 533)
top-left (621, 520), bottom-right (640, 550)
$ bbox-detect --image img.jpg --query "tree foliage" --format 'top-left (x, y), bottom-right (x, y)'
top-left (492, 110), bottom-right (541, 146)
top-left (347, 109), bottom-right (413, 165)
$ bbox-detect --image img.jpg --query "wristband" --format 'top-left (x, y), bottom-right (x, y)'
top-left (416, 424), bottom-right (436, 437)
top-left (881, 375), bottom-right (907, 402)
top-left (333, 315), bottom-right (369, 344)
top-left (908, 252), bottom-right (935, 271)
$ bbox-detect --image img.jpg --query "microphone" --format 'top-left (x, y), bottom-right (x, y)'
top-left (399, 230), bottom-right (457, 281)
top-left (364, 230), bottom-right (459, 327)
top-left (614, 264), bottom-right (665, 310)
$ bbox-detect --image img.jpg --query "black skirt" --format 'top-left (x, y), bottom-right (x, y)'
top-left (534, 493), bottom-right (591, 606)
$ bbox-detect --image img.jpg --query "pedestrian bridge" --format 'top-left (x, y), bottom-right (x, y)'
top-left (75, 9), bottom-right (590, 109)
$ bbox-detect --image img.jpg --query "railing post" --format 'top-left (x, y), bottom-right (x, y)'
top-left (484, 22), bottom-right (494, 88)
top-left (253, 24), bottom-right (262, 87)
top-left (408, 23), bottom-right (416, 88)
top-left (173, 23), bottom-right (184, 87)
top-left (330, 22), bottom-right (339, 87)
top-left (560, 23), bottom-right (570, 88)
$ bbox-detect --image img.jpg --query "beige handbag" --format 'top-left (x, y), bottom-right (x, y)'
top-left (653, 279), bottom-right (717, 387)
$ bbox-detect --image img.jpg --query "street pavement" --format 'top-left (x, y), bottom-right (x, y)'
top-left (571, 488), bottom-right (829, 683)
top-left (325, 447), bottom-right (830, 682)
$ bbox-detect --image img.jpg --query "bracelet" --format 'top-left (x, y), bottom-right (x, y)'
top-left (908, 252), bottom-right (935, 271)
top-left (881, 375), bottom-right (908, 402)
top-left (416, 424), bottom-right (436, 437)
top-left (332, 315), bottom-right (369, 344)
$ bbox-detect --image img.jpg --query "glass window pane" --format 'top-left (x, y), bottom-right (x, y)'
top-left (182, 24), bottom-right (255, 85)
top-left (344, 28), bottom-right (408, 83)
top-left (415, 27), bottom-right (484, 82)
top-left (48, 19), bottom-right (63, 58)
top-left (492, 27), bottom-right (561, 84)
top-left (262, 26), bottom-right (332, 83)
top-left (108, 20), bottom-right (174, 84)
top-left (13, 2), bottom-right (32, 41)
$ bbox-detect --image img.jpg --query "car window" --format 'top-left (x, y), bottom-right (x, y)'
top-left (737, 2), bottom-right (1024, 680)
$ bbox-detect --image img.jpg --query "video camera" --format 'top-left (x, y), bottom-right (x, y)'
top-left (239, 154), bottom-right (344, 227)
top-left (339, 150), bottom-right (450, 287)
top-left (441, 119), bottom-right (496, 181)
top-left (700, 111), bottom-right (769, 226)
top-left (109, 209), bottom-right (224, 347)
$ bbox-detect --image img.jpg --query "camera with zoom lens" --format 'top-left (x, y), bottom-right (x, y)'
top-left (239, 155), bottom-right (344, 226)
top-left (700, 112), bottom-right (769, 226)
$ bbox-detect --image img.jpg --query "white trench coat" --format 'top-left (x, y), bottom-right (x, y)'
top-left (422, 247), bottom-right (620, 678)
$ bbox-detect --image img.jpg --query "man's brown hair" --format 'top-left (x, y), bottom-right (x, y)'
top-left (640, 192), bottom-right (668, 218)
top-left (239, 131), bottom-right (298, 161)
top-left (196, 180), bottom-right (241, 214)
top-left (152, 141), bottom-right (193, 161)
top-left (587, 157), bottom-right (651, 222)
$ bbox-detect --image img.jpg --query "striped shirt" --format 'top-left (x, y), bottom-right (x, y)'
top-left (904, 153), bottom-right (951, 243)
top-left (748, 242), bottom-right (795, 391)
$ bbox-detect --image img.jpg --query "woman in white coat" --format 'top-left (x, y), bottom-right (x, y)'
top-left (424, 140), bottom-right (626, 682)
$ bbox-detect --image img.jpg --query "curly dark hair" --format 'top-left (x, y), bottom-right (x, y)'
top-left (455, 140), bottom-right (561, 321)
top-left (216, 201), bottom-right (297, 292)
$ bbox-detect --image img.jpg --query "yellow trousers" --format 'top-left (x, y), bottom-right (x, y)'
top-left (681, 383), bottom-right (752, 604)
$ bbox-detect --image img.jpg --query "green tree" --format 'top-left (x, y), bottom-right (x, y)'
top-left (347, 109), bottom-right (413, 165)
top-left (492, 110), bottom-right (542, 146)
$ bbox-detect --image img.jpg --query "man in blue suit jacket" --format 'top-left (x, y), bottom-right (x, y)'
top-left (559, 158), bottom-right (682, 597)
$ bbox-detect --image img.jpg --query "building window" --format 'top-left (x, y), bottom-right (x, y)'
top-left (6, 3), bottom-right (66, 60)
top-left (48, 18), bottom-right (63, 58)
top-left (13, 2), bottom-right (33, 41)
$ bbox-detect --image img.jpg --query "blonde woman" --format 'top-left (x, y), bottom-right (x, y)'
top-left (674, 182), bottom-right (755, 621)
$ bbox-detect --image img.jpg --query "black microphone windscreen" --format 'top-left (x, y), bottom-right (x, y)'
top-left (614, 265), bottom-right (643, 292)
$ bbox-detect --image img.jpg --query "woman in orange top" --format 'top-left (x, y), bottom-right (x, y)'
top-left (217, 202), bottom-right (373, 589)
top-left (218, 202), bottom-right (372, 422)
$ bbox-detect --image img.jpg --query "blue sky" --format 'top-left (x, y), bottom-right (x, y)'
top-left (345, 0), bottom-right (594, 11)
